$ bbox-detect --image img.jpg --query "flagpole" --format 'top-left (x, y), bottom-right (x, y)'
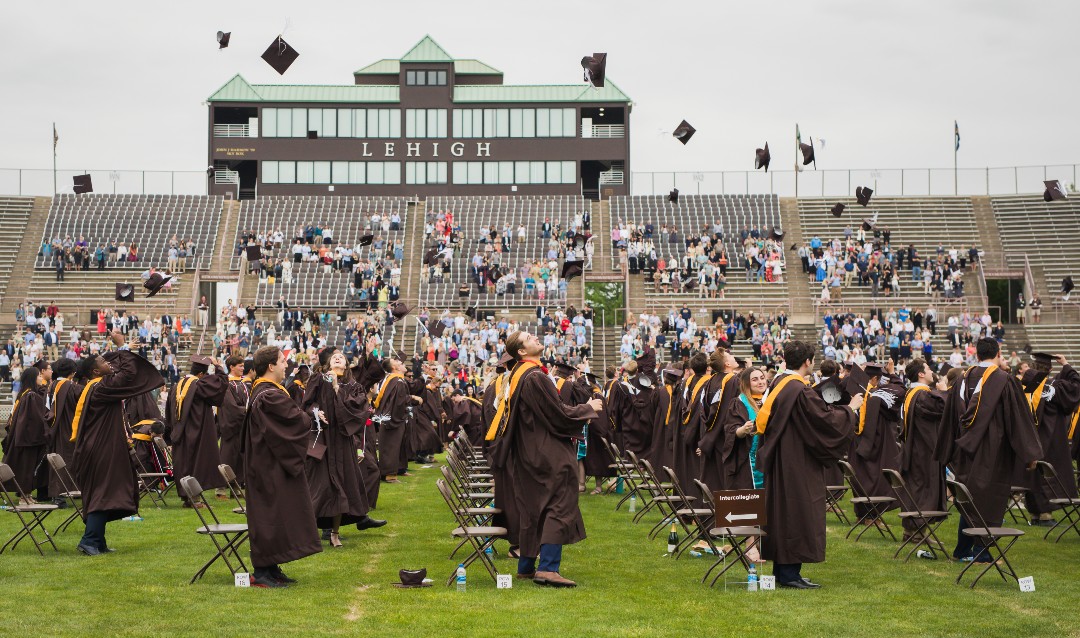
top-left (794, 123), bottom-right (799, 198)
top-left (52, 122), bottom-right (57, 195)
top-left (953, 141), bottom-right (958, 196)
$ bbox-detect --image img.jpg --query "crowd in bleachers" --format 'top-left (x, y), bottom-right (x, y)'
top-left (798, 225), bottom-right (980, 305)
top-left (618, 306), bottom-right (793, 367)
top-left (818, 305), bottom-right (1007, 368)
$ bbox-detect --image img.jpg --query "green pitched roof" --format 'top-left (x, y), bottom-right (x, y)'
top-left (208, 75), bottom-right (399, 103)
top-left (353, 59), bottom-right (399, 75)
top-left (400, 35), bottom-right (452, 62)
top-left (353, 58), bottom-right (503, 76)
top-left (453, 81), bottom-right (631, 103)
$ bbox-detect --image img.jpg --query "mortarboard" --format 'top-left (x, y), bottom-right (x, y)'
top-left (427, 319), bottom-right (446, 339)
top-left (755, 143), bottom-right (771, 171)
top-left (553, 362), bottom-right (576, 377)
top-left (190, 355), bottom-right (214, 367)
top-left (668, 188), bottom-right (679, 204)
top-left (580, 53), bottom-right (607, 88)
top-left (422, 246), bottom-right (438, 265)
top-left (861, 217), bottom-right (877, 232)
top-left (358, 234), bottom-right (374, 247)
top-left (799, 139), bottom-right (816, 167)
top-left (216, 31), bottom-right (231, 49)
top-left (863, 363), bottom-right (885, 378)
top-left (261, 36), bottom-right (299, 75)
top-left (1030, 352), bottom-right (1056, 366)
top-left (389, 301), bottom-right (413, 322)
top-left (770, 226), bottom-right (785, 241)
top-left (1062, 276), bottom-right (1074, 294)
top-left (815, 376), bottom-right (850, 405)
top-left (662, 368), bottom-right (682, 381)
top-left (114, 283), bottom-right (134, 302)
top-left (73, 174), bottom-right (93, 195)
top-left (844, 364), bottom-right (871, 395)
top-left (584, 371), bottom-right (601, 385)
top-left (936, 362), bottom-right (953, 377)
top-left (830, 203), bottom-right (846, 217)
top-left (1021, 369), bottom-right (1049, 394)
top-left (245, 245), bottom-right (262, 262)
top-left (855, 186), bottom-right (874, 207)
top-left (1043, 180), bottom-right (1068, 202)
top-left (573, 233), bottom-right (587, 250)
top-left (673, 120), bottom-right (696, 145)
top-left (496, 352), bottom-right (514, 370)
top-left (561, 260), bottom-right (583, 282)
top-left (682, 278), bottom-right (698, 291)
top-left (143, 272), bottom-right (172, 297)
top-left (465, 304), bottom-right (478, 319)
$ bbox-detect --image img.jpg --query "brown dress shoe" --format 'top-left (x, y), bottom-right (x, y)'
top-left (533, 571), bottom-right (576, 588)
top-left (515, 572), bottom-right (535, 580)
top-left (382, 475), bottom-right (400, 483)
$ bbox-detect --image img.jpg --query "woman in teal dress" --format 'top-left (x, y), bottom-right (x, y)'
top-left (721, 366), bottom-right (769, 561)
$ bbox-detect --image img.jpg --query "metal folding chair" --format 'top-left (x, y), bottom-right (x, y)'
top-left (217, 464), bottom-right (246, 515)
top-left (882, 468), bottom-right (949, 561)
top-left (608, 441), bottom-right (647, 512)
top-left (627, 452), bottom-right (679, 527)
top-left (1006, 485), bottom-right (1030, 525)
top-left (439, 465), bottom-right (494, 507)
top-left (1034, 461), bottom-right (1080, 542)
top-left (436, 479), bottom-right (506, 586)
top-left (46, 453), bottom-right (85, 534)
top-left (658, 467), bottom-right (712, 558)
top-left (946, 478), bottom-right (1025, 589)
top-left (179, 476), bottom-right (250, 584)
top-left (694, 482), bottom-right (766, 587)
top-left (0, 463), bottom-right (59, 555)
top-left (825, 483), bottom-right (851, 525)
top-left (152, 436), bottom-right (178, 500)
top-left (130, 442), bottom-right (169, 509)
top-left (838, 460), bottom-right (897, 541)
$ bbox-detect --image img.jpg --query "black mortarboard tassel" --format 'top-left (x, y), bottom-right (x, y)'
top-left (668, 188), bottom-right (679, 204)
top-left (217, 31), bottom-right (231, 49)
top-left (580, 53), bottom-right (607, 88)
top-left (72, 174), bottom-right (93, 195)
top-left (261, 36), bottom-right (299, 75)
top-left (830, 203), bottom-right (846, 217)
top-left (673, 120), bottom-right (696, 145)
top-left (755, 143), bottom-right (771, 172)
top-left (561, 260), bottom-right (583, 282)
top-left (799, 139), bottom-right (816, 167)
top-left (1043, 180), bottom-right (1068, 202)
top-left (855, 186), bottom-right (874, 207)
top-left (115, 283), bottom-right (134, 302)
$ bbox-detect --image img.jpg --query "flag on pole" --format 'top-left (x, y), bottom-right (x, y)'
top-left (53, 123), bottom-right (58, 151)
top-left (954, 120), bottom-right (960, 151)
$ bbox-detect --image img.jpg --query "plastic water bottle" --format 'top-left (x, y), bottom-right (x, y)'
top-left (628, 494), bottom-right (637, 513)
top-left (689, 550), bottom-right (703, 558)
top-left (123, 515), bottom-right (144, 522)
top-left (747, 565), bottom-right (758, 591)
top-left (456, 564), bottom-right (467, 592)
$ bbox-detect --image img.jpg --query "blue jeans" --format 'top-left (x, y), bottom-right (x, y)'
top-left (80, 511), bottom-right (110, 550)
top-left (518, 543), bottom-right (562, 574)
top-left (953, 514), bottom-right (993, 562)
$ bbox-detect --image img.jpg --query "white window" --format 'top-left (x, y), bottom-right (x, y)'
top-left (522, 109), bottom-right (536, 137)
top-left (563, 109), bottom-right (576, 138)
top-left (308, 109), bottom-right (322, 137)
top-left (278, 161), bottom-right (296, 184)
top-left (496, 110), bottom-right (509, 137)
top-left (384, 162), bottom-right (401, 184)
top-left (349, 162), bottom-right (366, 184)
top-left (483, 109), bottom-right (496, 138)
top-left (549, 110), bottom-right (563, 137)
top-left (322, 109), bottom-right (336, 137)
top-left (509, 109), bottom-right (523, 138)
top-left (499, 161), bottom-right (514, 184)
top-left (332, 161), bottom-right (349, 184)
top-left (354, 109), bottom-right (368, 138)
top-left (313, 161), bottom-right (331, 184)
top-left (452, 162), bottom-right (467, 184)
top-left (337, 109), bottom-right (352, 138)
top-left (546, 161), bottom-right (561, 184)
top-left (483, 162), bottom-right (498, 184)
top-left (530, 162), bottom-right (545, 184)
top-left (515, 161), bottom-right (531, 184)
top-left (562, 161), bottom-right (576, 184)
top-left (467, 162), bottom-right (482, 185)
top-left (536, 109), bottom-right (549, 137)
top-left (296, 161), bottom-right (314, 184)
top-left (368, 162), bottom-right (384, 184)
top-left (262, 161), bottom-right (278, 184)
top-left (452, 110), bottom-right (463, 138)
top-left (262, 108), bottom-right (278, 137)
top-left (291, 109), bottom-right (307, 138)
top-left (277, 108), bottom-right (292, 137)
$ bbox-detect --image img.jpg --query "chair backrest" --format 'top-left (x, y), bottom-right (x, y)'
top-left (153, 436), bottom-right (172, 466)
top-left (661, 466), bottom-right (696, 512)
top-left (47, 453), bottom-right (80, 495)
top-left (435, 479), bottom-right (470, 529)
top-left (218, 464), bottom-right (237, 483)
top-left (1035, 460), bottom-right (1069, 500)
top-left (945, 478), bottom-right (990, 529)
top-left (0, 463), bottom-right (28, 501)
top-left (180, 475), bottom-right (223, 527)
top-left (881, 468), bottom-right (921, 513)
top-left (693, 479), bottom-right (717, 514)
top-left (838, 459), bottom-right (866, 495)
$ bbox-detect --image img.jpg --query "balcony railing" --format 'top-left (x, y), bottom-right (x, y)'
top-left (214, 169), bottom-right (239, 185)
top-left (600, 170), bottom-right (624, 185)
top-left (583, 124), bottom-right (625, 139)
top-left (213, 124), bottom-right (252, 138)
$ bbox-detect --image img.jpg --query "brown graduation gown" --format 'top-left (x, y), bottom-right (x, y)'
top-left (243, 381), bottom-right (322, 567)
top-left (610, 375), bottom-right (656, 460)
top-left (374, 374), bottom-right (409, 476)
top-left (302, 372), bottom-right (370, 527)
top-left (2, 387), bottom-right (47, 493)
top-left (503, 364), bottom-right (597, 557)
top-left (71, 351), bottom-right (164, 516)
top-left (674, 373), bottom-right (709, 494)
top-left (698, 372), bottom-right (740, 492)
top-left (649, 381), bottom-right (679, 474)
top-left (581, 377), bottom-right (615, 479)
top-left (814, 378), bottom-right (847, 487)
top-left (47, 378), bottom-right (82, 497)
top-left (217, 378), bottom-right (249, 483)
top-left (409, 378), bottom-right (444, 455)
top-left (168, 372), bottom-right (228, 491)
top-left (1021, 364), bottom-right (1080, 512)
top-left (758, 374), bottom-right (855, 564)
top-left (898, 385), bottom-right (947, 531)
top-left (721, 396), bottom-right (756, 490)
top-left (849, 382), bottom-right (904, 518)
top-left (936, 365), bottom-right (1043, 525)
top-left (486, 373), bottom-right (520, 547)
top-left (351, 356), bottom-right (385, 509)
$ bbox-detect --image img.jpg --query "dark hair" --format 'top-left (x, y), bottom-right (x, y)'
top-left (975, 337), bottom-right (999, 362)
top-left (316, 346), bottom-right (339, 374)
top-left (51, 358), bottom-right (77, 379)
top-left (243, 359), bottom-right (254, 375)
top-left (819, 359), bottom-right (839, 378)
top-left (76, 355), bottom-right (102, 381)
top-left (904, 358), bottom-right (929, 383)
top-left (783, 341), bottom-right (816, 370)
top-left (505, 331), bottom-right (528, 362)
top-left (18, 367), bottom-right (39, 396)
top-left (605, 365), bottom-right (616, 380)
top-left (225, 355), bottom-right (244, 369)
top-left (253, 346), bottom-right (280, 376)
top-left (381, 359), bottom-right (396, 374)
top-left (689, 352), bottom-right (708, 375)
top-left (191, 362), bottom-right (209, 375)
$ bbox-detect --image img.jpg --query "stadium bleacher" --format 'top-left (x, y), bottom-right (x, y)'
top-left (990, 194), bottom-right (1080, 300)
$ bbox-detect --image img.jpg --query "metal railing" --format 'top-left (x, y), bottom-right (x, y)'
top-left (630, 163), bottom-right (1080, 197)
top-left (583, 124), bottom-right (625, 139)
top-left (214, 169), bottom-right (240, 185)
top-left (213, 123), bottom-right (252, 138)
top-left (599, 170), bottom-right (625, 185)
top-left (0, 168), bottom-right (210, 196)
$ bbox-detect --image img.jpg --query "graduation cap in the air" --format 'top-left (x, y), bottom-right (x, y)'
top-left (114, 283), bottom-right (134, 302)
top-left (1021, 369), bottom-right (1049, 394)
top-left (1021, 343), bottom-right (1033, 355)
top-left (861, 216), bottom-right (877, 232)
top-left (580, 53), bottom-right (607, 88)
top-left (426, 318), bottom-right (446, 339)
top-left (389, 302), bottom-right (413, 323)
top-left (1061, 276), bottom-right (1074, 295)
top-left (673, 120), bottom-right (696, 145)
top-left (72, 174), bottom-right (93, 195)
top-left (936, 362), bottom-right (953, 377)
top-left (755, 143), bottom-right (771, 172)
top-left (682, 278), bottom-right (698, 291)
top-left (573, 233), bottom-right (587, 250)
top-left (668, 188), bottom-right (679, 204)
top-left (799, 139), bottom-right (816, 167)
top-left (815, 376), bottom-right (850, 406)
top-left (855, 186), bottom-right (874, 207)
top-left (143, 272), bottom-right (172, 297)
top-left (830, 203), bottom-right (846, 218)
top-left (261, 35), bottom-right (299, 75)
top-left (245, 245), bottom-right (262, 262)
top-left (358, 234), bottom-right (374, 247)
top-left (216, 31), bottom-right (231, 49)
top-left (769, 226), bottom-right (785, 241)
top-left (422, 246), bottom-right (439, 265)
top-left (307, 130), bottom-right (318, 139)
top-left (1043, 180), bottom-right (1068, 202)
top-left (465, 304), bottom-right (478, 319)
top-left (561, 259), bottom-right (584, 282)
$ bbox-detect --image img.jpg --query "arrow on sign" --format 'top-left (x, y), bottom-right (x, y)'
top-left (726, 512), bottom-right (757, 522)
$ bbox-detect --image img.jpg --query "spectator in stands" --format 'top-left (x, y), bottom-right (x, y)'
top-left (1030, 294), bottom-right (1042, 324)
top-left (54, 250), bottom-right (65, 281)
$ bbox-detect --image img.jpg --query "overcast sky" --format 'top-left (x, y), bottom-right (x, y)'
top-left (2, 0), bottom-right (1077, 182)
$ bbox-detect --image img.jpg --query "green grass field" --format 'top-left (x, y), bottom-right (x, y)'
top-left (1, 459), bottom-right (1077, 638)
